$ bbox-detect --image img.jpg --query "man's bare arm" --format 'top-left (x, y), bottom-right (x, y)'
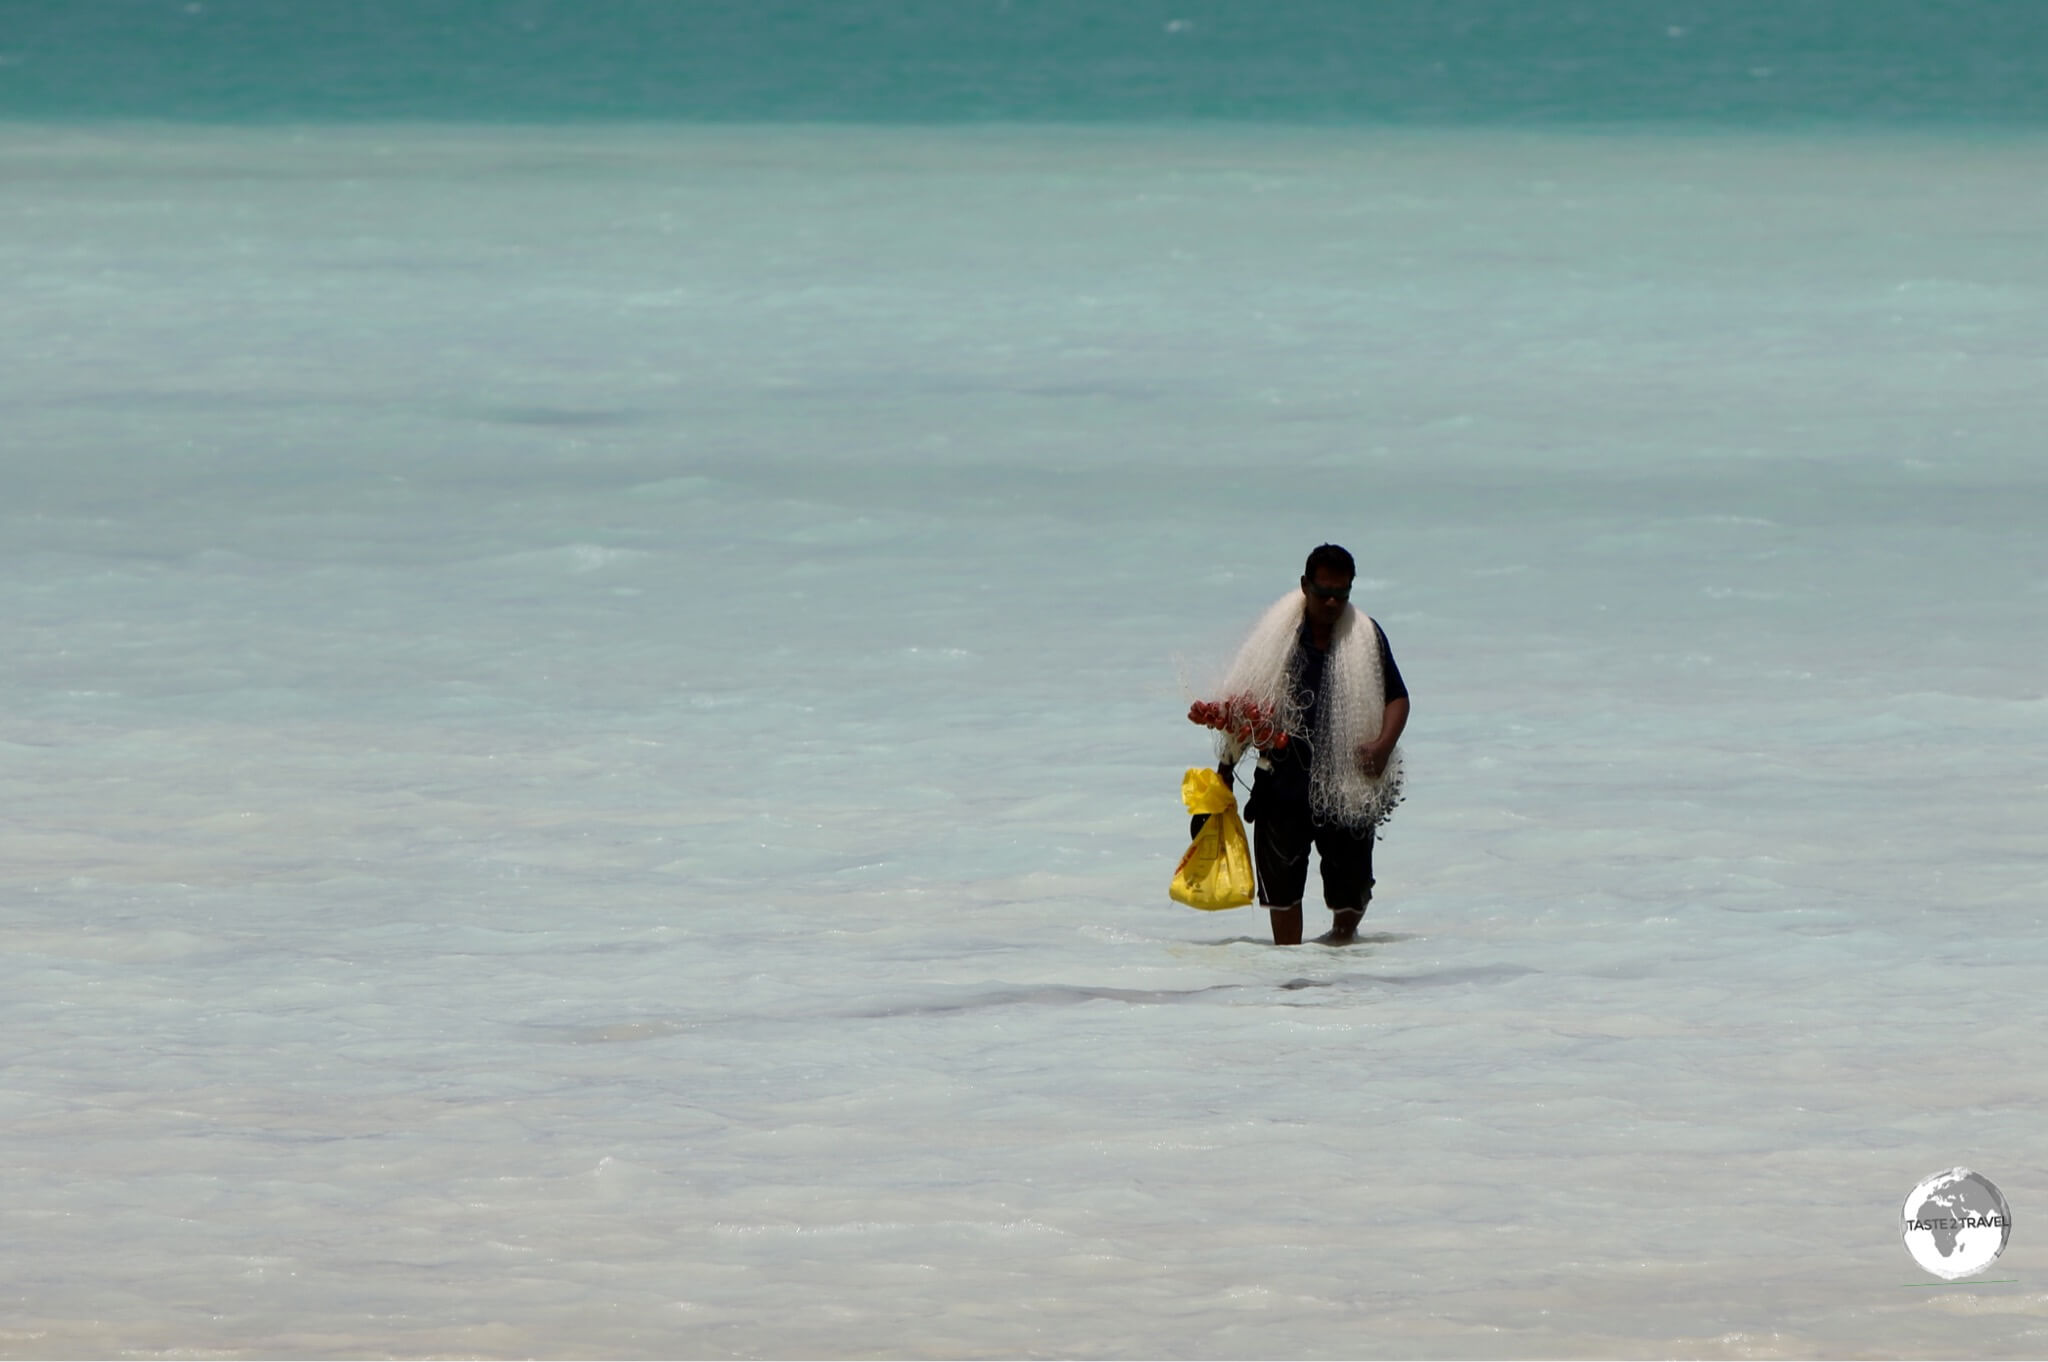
top-left (1358, 694), bottom-right (1409, 779)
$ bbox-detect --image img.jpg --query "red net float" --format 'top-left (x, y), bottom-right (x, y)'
top-left (1187, 696), bottom-right (1289, 749)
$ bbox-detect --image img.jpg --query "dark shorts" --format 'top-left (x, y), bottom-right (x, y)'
top-left (1249, 795), bottom-right (1376, 910)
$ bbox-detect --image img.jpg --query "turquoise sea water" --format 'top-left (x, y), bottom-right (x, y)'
top-left (6, 0), bottom-right (2048, 124)
top-left (5, 117), bottom-right (2047, 1358)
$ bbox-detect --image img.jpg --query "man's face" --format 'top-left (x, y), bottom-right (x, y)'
top-left (1301, 567), bottom-right (1353, 630)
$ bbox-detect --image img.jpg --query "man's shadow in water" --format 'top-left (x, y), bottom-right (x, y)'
top-left (1200, 931), bottom-right (1417, 948)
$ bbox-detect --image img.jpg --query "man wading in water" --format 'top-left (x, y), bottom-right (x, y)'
top-left (1194, 545), bottom-right (1409, 945)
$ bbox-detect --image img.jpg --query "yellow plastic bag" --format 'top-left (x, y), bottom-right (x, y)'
top-left (1170, 767), bottom-right (1256, 910)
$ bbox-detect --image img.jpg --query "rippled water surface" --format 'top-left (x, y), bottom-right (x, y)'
top-left (2, 123), bottom-right (2045, 1357)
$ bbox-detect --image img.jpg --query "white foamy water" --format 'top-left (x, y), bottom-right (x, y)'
top-left (2, 124), bottom-right (2045, 1358)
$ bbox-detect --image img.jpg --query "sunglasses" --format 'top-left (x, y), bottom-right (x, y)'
top-left (1302, 578), bottom-right (1351, 602)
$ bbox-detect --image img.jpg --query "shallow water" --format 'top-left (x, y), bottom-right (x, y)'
top-left (1, 123), bottom-right (2045, 1357)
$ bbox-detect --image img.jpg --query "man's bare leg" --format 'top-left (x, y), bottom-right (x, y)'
top-left (1269, 904), bottom-right (1303, 945)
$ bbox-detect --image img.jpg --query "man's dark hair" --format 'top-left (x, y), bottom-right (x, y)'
top-left (1304, 543), bottom-right (1355, 581)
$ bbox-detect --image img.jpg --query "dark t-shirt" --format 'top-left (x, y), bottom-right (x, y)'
top-left (1252, 617), bottom-right (1406, 807)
